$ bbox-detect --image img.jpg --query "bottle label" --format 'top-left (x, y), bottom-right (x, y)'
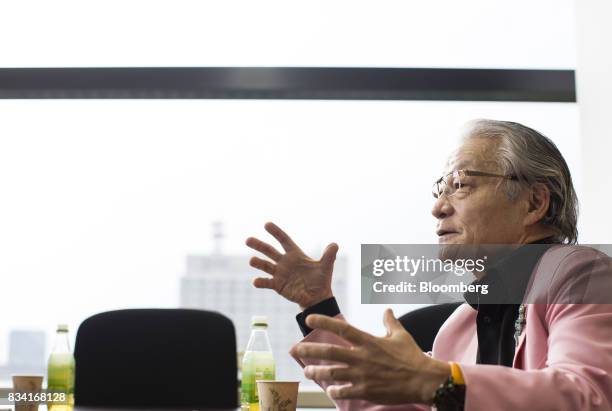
top-left (47, 353), bottom-right (75, 394)
top-left (241, 352), bottom-right (275, 405)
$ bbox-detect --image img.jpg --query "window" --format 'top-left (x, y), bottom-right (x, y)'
top-left (0, 99), bottom-right (579, 384)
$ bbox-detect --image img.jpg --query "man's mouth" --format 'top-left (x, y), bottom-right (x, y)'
top-left (437, 229), bottom-right (458, 237)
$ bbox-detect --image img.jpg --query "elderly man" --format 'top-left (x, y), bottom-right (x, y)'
top-left (246, 120), bottom-right (612, 410)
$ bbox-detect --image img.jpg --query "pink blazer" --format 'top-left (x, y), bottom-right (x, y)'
top-left (290, 246), bottom-right (612, 410)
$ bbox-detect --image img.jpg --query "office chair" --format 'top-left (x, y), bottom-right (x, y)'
top-left (74, 309), bottom-right (237, 408)
top-left (399, 302), bottom-right (463, 352)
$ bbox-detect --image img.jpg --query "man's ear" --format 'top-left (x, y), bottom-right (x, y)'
top-left (524, 183), bottom-right (550, 226)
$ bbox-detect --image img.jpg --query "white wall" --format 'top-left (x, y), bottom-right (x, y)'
top-left (0, 0), bottom-right (575, 69)
top-left (575, 0), bottom-right (612, 243)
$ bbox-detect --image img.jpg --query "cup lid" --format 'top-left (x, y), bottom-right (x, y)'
top-left (251, 315), bottom-right (268, 326)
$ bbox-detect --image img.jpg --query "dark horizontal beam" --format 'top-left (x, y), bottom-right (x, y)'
top-left (0, 67), bottom-right (575, 101)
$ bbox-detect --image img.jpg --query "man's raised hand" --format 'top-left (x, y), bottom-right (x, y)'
top-left (246, 222), bottom-right (338, 310)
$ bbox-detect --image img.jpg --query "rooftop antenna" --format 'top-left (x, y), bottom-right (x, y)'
top-left (212, 221), bottom-right (224, 255)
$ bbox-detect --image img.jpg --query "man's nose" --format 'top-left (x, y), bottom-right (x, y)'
top-left (431, 194), bottom-right (454, 219)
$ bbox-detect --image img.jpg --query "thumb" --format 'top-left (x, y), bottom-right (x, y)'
top-left (321, 242), bottom-right (339, 267)
top-left (383, 308), bottom-right (403, 336)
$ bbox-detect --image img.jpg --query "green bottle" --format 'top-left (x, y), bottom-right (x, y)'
top-left (241, 316), bottom-right (275, 411)
top-left (47, 324), bottom-right (75, 411)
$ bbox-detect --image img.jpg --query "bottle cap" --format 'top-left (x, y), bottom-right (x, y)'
top-left (57, 324), bottom-right (69, 332)
top-left (251, 316), bottom-right (268, 327)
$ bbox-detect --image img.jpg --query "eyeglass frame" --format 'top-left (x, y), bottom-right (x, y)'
top-left (432, 169), bottom-right (518, 199)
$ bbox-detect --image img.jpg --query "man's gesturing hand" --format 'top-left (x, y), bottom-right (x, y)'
top-left (294, 309), bottom-right (451, 405)
top-left (246, 222), bottom-right (339, 310)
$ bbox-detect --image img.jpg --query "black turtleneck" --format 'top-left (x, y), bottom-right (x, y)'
top-left (463, 240), bottom-right (555, 365)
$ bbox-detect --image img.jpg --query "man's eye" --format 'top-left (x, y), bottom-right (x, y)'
top-left (456, 184), bottom-right (471, 192)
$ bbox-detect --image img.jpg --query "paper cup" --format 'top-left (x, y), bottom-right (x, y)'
top-left (256, 380), bottom-right (299, 411)
top-left (11, 375), bottom-right (43, 411)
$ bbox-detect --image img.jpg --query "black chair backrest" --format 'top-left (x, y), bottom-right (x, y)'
top-left (399, 302), bottom-right (462, 352)
top-left (74, 309), bottom-right (237, 408)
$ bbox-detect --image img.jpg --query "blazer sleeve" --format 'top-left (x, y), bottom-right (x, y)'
top-left (460, 248), bottom-right (612, 411)
top-left (290, 314), bottom-right (431, 411)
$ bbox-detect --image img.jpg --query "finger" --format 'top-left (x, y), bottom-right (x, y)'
top-left (303, 365), bottom-right (357, 383)
top-left (326, 383), bottom-right (365, 400)
top-left (245, 237), bottom-right (282, 262)
top-left (321, 242), bottom-right (339, 267)
top-left (304, 315), bottom-right (372, 346)
top-left (304, 365), bottom-right (361, 383)
top-left (253, 277), bottom-right (275, 290)
top-left (383, 308), bottom-right (403, 335)
top-left (264, 222), bottom-right (298, 252)
top-left (249, 256), bottom-right (276, 275)
top-left (295, 342), bottom-right (361, 364)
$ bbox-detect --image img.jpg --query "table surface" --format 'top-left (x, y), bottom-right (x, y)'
top-left (76, 408), bottom-right (332, 411)
top-left (1, 407), bottom-right (333, 411)
top-left (0, 405), bottom-right (331, 411)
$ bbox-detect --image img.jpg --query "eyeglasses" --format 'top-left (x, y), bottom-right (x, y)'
top-left (432, 169), bottom-right (518, 199)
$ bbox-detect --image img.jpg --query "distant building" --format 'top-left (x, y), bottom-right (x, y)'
top-left (9, 330), bottom-right (46, 368)
top-left (179, 223), bottom-right (348, 382)
top-left (0, 330), bottom-right (46, 383)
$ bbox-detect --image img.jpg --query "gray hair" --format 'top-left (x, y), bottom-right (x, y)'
top-left (462, 119), bottom-right (579, 244)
